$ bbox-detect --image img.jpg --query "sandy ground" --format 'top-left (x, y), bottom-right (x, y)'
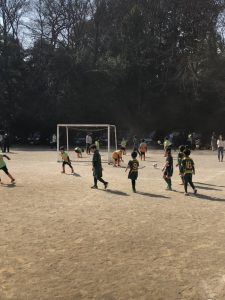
top-left (1, 148), bottom-right (225, 300)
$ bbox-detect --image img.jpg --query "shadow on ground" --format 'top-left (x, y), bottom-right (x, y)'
top-left (194, 193), bottom-right (225, 202)
top-left (136, 191), bottom-right (170, 199)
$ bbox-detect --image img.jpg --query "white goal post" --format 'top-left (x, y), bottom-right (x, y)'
top-left (57, 124), bottom-right (118, 163)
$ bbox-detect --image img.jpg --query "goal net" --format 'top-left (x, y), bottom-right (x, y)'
top-left (57, 124), bottom-right (117, 164)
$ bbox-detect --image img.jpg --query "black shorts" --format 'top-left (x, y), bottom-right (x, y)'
top-left (62, 161), bottom-right (72, 167)
top-left (164, 168), bottom-right (173, 178)
top-left (141, 152), bottom-right (145, 155)
top-left (0, 166), bottom-right (9, 174)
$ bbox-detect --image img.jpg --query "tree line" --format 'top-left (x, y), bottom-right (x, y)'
top-left (1, 0), bottom-right (225, 138)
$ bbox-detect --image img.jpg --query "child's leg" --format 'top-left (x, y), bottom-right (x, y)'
top-left (62, 162), bottom-right (65, 173)
top-left (167, 177), bottom-right (172, 189)
top-left (218, 148), bottom-right (221, 161)
top-left (131, 179), bottom-right (136, 192)
top-left (144, 153), bottom-right (146, 161)
top-left (98, 177), bottom-right (108, 189)
top-left (163, 175), bottom-right (169, 186)
top-left (188, 174), bottom-right (197, 192)
top-left (222, 148), bottom-right (224, 161)
top-left (184, 174), bottom-right (188, 193)
top-left (3, 167), bottom-right (15, 182)
top-left (7, 172), bottom-right (15, 182)
top-left (70, 163), bottom-right (74, 173)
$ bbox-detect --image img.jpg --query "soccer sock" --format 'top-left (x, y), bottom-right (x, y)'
top-left (164, 177), bottom-right (169, 185)
top-left (98, 177), bottom-right (106, 185)
top-left (132, 180), bottom-right (136, 190)
top-left (190, 181), bottom-right (195, 190)
top-left (94, 178), bottom-right (98, 186)
top-left (167, 179), bottom-right (172, 188)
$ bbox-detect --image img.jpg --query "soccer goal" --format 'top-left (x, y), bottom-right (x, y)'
top-left (57, 124), bottom-right (117, 164)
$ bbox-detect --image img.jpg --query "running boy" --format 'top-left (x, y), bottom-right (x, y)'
top-left (139, 139), bottom-right (147, 161)
top-left (60, 146), bottom-right (74, 173)
top-left (90, 144), bottom-right (108, 189)
top-left (162, 148), bottom-right (173, 190)
top-left (181, 149), bottom-right (197, 196)
top-left (112, 149), bottom-right (123, 167)
top-left (125, 151), bottom-right (139, 193)
top-left (0, 152), bottom-right (15, 183)
top-left (176, 145), bottom-right (185, 185)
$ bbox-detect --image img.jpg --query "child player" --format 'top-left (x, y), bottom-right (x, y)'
top-left (90, 144), bottom-right (108, 189)
top-left (181, 149), bottom-right (197, 196)
top-left (112, 149), bottom-right (123, 167)
top-left (60, 146), bottom-right (74, 174)
top-left (74, 147), bottom-right (83, 158)
top-left (162, 148), bottom-right (173, 190)
top-left (0, 152), bottom-right (15, 184)
top-left (125, 151), bottom-right (139, 193)
top-left (139, 139), bottom-right (147, 161)
top-left (176, 145), bottom-right (185, 185)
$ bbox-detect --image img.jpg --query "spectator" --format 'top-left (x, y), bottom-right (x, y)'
top-left (217, 134), bottom-right (224, 162)
top-left (0, 132), bottom-right (3, 151)
top-left (211, 132), bottom-right (217, 151)
top-left (3, 133), bottom-right (10, 153)
top-left (86, 133), bottom-right (92, 154)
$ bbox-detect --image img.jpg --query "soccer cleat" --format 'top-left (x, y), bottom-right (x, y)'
top-left (91, 185), bottom-right (98, 189)
top-left (166, 186), bottom-right (172, 191)
top-left (185, 193), bottom-right (189, 196)
top-left (11, 179), bottom-right (15, 183)
top-left (104, 182), bottom-right (109, 190)
top-left (133, 189), bottom-right (136, 193)
top-left (194, 189), bottom-right (197, 194)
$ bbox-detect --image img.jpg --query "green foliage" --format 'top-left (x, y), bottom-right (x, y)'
top-left (1, 0), bottom-right (225, 135)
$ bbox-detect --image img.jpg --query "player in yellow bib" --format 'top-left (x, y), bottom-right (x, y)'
top-left (181, 149), bottom-right (197, 196)
top-left (0, 152), bottom-right (15, 184)
top-left (60, 147), bottom-right (74, 174)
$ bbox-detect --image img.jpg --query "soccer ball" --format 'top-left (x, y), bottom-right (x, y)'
top-left (157, 140), bottom-right (161, 145)
top-left (153, 163), bottom-right (157, 168)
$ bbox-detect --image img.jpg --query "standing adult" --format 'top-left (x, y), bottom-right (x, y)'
top-left (211, 132), bottom-right (217, 151)
top-left (3, 133), bottom-right (10, 153)
top-left (86, 133), bottom-right (92, 154)
top-left (120, 138), bottom-right (127, 155)
top-left (217, 134), bottom-right (224, 162)
top-left (133, 136), bottom-right (141, 156)
top-left (0, 132), bottom-right (3, 151)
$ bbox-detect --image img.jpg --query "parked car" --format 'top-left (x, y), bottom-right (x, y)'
top-left (27, 132), bottom-right (41, 145)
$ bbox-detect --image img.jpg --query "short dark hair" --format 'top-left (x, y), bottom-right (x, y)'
top-left (60, 146), bottom-right (64, 151)
top-left (166, 147), bottom-right (172, 155)
top-left (142, 139), bottom-right (145, 142)
top-left (90, 144), bottom-right (96, 150)
top-left (131, 151), bottom-right (137, 158)
top-left (184, 149), bottom-right (191, 156)
top-left (179, 145), bottom-right (185, 152)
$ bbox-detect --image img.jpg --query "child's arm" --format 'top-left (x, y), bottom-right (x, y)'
top-left (125, 164), bottom-right (130, 172)
top-left (3, 155), bottom-right (10, 160)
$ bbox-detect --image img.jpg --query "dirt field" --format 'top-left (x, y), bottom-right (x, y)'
top-left (1, 148), bottom-right (225, 300)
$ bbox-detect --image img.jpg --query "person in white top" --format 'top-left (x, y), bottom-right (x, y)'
top-left (86, 133), bottom-right (92, 154)
top-left (217, 135), bottom-right (224, 162)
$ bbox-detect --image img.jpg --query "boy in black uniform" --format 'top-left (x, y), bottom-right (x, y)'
top-left (162, 148), bottom-right (173, 190)
top-left (181, 149), bottom-right (197, 196)
top-left (126, 151), bottom-right (139, 193)
top-left (90, 144), bottom-right (108, 189)
top-left (176, 145), bottom-right (185, 185)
